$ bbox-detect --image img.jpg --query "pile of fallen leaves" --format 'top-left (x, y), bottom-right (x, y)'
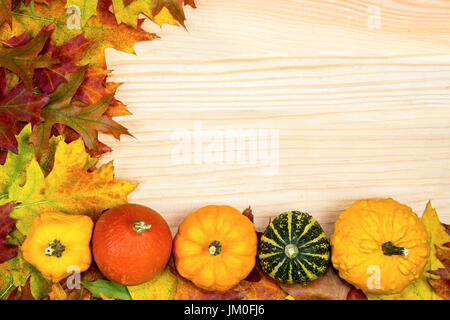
top-left (0, 0), bottom-right (449, 301)
top-left (0, 0), bottom-right (195, 167)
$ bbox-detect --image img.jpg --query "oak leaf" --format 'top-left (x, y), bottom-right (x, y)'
top-left (0, 0), bottom-right (12, 27)
top-left (0, 24), bottom-right (57, 89)
top-left (30, 66), bottom-right (131, 162)
top-left (0, 68), bottom-right (49, 154)
top-left (33, 33), bottom-right (93, 94)
top-left (1, 0), bottom-right (157, 69)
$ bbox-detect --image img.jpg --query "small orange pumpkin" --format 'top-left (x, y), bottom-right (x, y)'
top-left (92, 204), bottom-right (172, 286)
top-left (173, 205), bottom-right (258, 292)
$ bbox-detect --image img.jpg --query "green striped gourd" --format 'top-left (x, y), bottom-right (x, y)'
top-left (258, 211), bottom-right (330, 284)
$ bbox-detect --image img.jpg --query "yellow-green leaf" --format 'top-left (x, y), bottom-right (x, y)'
top-left (111, 0), bottom-right (153, 28)
top-left (127, 266), bottom-right (177, 300)
top-left (8, 134), bottom-right (137, 235)
top-left (0, 124), bottom-right (36, 199)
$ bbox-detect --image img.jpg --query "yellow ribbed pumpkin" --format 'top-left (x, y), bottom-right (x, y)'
top-left (173, 205), bottom-right (257, 292)
top-left (330, 198), bottom-right (429, 295)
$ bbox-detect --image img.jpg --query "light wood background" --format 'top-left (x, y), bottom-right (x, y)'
top-left (98, 0), bottom-right (450, 236)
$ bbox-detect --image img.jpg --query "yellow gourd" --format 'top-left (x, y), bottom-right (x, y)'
top-left (330, 198), bottom-right (429, 295)
top-left (21, 212), bottom-right (94, 282)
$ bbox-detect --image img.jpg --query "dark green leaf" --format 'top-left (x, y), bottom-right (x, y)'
top-left (82, 279), bottom-right (132, 300)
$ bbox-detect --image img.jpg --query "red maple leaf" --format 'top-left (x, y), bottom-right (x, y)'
top-left (0, 202), bottom-right (17, 264)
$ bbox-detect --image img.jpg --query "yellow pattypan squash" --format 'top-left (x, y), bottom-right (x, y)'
top-left (21, 212), bottom-right (94, 283)
top-left (330, 198), bottom-right (429, 295)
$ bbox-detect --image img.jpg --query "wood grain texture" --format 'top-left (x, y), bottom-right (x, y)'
top-left (99, 0), bottom-right (450, 236)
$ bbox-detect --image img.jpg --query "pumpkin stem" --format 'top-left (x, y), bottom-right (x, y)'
top-left (45, 239), bottom-right (65, 258)
top-left (208, 240), bottom-right (222, 256)
top-left (381, 241), bottom-right (409, 256)
top-left (284, 243), bottom-right (299, 259)
top-left (133, 220), bottom-right (152, 234)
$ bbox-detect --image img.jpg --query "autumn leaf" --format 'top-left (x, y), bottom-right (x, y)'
top-left (280, 267), bottom-right (351, 300)
top-left (0, 69), bottom-right (49, 154)
top-left (81, 0), bottom-right (157, 68)
top-left (111, 0), bottom-right (153, 28)
top-left (172, 271), bottom-right (246, 300)
top-left (1, 0), bottom-right (157, 69)
top-left (48, 283), bottom-right (67, 300)
top-left (127, 265), bottom-right (177, 300)
top-left (82, 279), bottom-right (132, 300)
top-left (170, 261), bottom-right (285, 300)
top-left (6, 126), bottom-right (137, 235)
top-left (71, 66), bottom-right (132, 118)
top-left (30, 66), bottom-right (131, 161)
top-left (0, 251), bottom-right (51, 300)
top-left (0, 124), bottom-right (35, 198)
top-left (151, 0), bottom-right (196, 28)
top-left (0, 24), bottom-right (57, 89)
top-left (0, 202), bottom-right (17, 264)
top-left (33, 33), bottom-right (93, 94)
top-left (0, 0), bottom-right (12, 27)
top-left (426, 244), bottom-right (450, 299)
top-left (236, 264), bottom-right (287, 300)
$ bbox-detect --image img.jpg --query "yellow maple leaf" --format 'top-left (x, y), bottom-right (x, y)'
top-left (152, 6), bottom-right (177, 27)
top-left (8, 135), bottom-right (137, 235)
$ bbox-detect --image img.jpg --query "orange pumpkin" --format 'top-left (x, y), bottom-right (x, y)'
top-left (173, 205), bottom-right (258, 292)
top-left (92, 204), bottom-right (172, 286)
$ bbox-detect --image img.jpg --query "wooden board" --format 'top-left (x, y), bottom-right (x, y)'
top-left (98, 0), bottom-right (450, 236)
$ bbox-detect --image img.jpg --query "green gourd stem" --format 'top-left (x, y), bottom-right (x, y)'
top-left (45, 239), bottom-right (65, 257)
top-left (133, 220), bottom-right (152, 234)
top-left (382, 241), bottom-right (409, 256)
top-left (208, 240), bottom-right (222, 256)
